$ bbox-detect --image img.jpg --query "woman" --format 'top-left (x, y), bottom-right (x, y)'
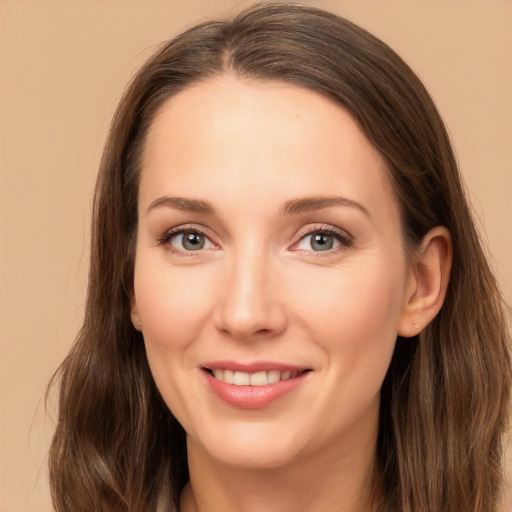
top-left (48, 3), bottom-right (511, 511)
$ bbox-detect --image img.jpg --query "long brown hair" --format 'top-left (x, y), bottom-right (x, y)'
top-left (48, 3), bottom-right (511, 511)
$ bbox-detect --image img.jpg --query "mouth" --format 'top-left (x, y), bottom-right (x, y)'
top-left (201, 363), bottom-right (312, 409)
top-left (203, 368), bottom-right (310, 386)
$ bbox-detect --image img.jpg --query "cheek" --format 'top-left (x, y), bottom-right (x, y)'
top-left (133, 258), bottom-right (215, 425)
top-left (345, 267), bottom-right (403, 339)
top-left (133, 257), bottom-right (217, 352)
top-left (291, 255), bottom-right (405, 364)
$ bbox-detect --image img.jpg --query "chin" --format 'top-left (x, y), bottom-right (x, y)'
top-left (189, 423), bottom-right (310, 470)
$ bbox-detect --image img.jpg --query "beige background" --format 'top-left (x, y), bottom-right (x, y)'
top-left (1, 1), bottom-right (511, 511)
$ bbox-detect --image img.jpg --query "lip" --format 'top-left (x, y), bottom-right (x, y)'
top-left (202, 360), bottom-right (308, 373)
top-left (201, 360), bottom-right (311, 409)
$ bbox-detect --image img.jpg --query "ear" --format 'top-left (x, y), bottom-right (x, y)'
top-left (398, 226), bottom-right (453, 337)
top-left (130, 291), bottom-right (142, 332)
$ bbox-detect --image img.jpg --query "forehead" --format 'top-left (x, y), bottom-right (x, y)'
top-left (140, 76), bottom-right (398, 220)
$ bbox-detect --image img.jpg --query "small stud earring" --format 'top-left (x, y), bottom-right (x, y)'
top-left (413, 323), bottom-right (420, 330)
top-left (137, 321), bottom-right (142, 330)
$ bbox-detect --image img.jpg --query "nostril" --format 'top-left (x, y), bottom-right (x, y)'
top-left (254, 328), bottom-right (272, 336)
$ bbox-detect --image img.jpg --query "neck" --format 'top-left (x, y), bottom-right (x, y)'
top-left (180, 425), bottom-right (379, 512)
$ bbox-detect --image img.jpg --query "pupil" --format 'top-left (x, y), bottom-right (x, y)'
top-left (183, 232), bottom-right (204, 250)
top-left (312, 233), bottom-right (333, 251)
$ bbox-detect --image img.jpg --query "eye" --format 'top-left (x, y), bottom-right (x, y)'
top-left (294, 226), bottom-right (353, 253)
top-left (172, 231), bottom-right (212, 251)
top-left (159, 227), bottom-right (216, 253)
top-left (298, 232), bottom-right (339, 251)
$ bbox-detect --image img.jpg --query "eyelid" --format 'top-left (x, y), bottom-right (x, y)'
top-left (290, 223), bottom-right (354, 253)
top-left (157, 223), bottom-right (219, 254)
top-left (156, 222), bottom-right (353, 256)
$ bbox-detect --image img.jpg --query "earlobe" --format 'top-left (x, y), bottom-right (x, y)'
top-left (398, 226), bottom-right (453, 338)
top-left (130, 293), bottom-right (142, 332)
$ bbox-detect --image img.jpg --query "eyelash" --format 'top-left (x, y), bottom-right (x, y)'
top-left (157, 223), bottom-right (354, 256)
top-left (292, 224), bottom-right (354, 256)
top-left (157, 224), bottom-right (213, 256)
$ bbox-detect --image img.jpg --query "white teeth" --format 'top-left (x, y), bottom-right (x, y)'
top-left (210, 369), bottom-right (304, 386)
top-left (267, 370), bottom-right (281, 384)
top-left (249, 371), bottom-right (268, 386)
top-left (233, 371), bottom-right (250, 385)
top-left (223, 369), bottom-right (234, 384)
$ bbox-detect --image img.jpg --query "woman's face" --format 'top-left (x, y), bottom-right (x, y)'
top-left (132, 76), bottom-right (415, 469)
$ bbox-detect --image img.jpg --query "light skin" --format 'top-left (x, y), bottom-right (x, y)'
top-left (131, 76), bottom-right (452, 512)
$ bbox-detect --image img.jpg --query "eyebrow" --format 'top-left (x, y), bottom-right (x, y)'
top-left (282, 195), bottom-right (371, 218)
top-left (146, 194), bottom-right (370, 218)
top-left (146, 196), bottom-right (216, 215)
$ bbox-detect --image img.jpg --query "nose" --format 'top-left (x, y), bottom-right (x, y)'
top-left (213, 249), bottom-right (287, 341)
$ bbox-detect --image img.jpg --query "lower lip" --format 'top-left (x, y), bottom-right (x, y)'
top-left (203, 370), bottom-right (309, 409)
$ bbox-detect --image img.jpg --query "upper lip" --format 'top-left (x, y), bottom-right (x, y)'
top-left (201, 360), bottom-right (311, 373)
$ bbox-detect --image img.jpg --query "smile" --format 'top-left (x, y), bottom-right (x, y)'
top-left (207, 368), bottom-right (305, 386)
top-left (201, 363), bottom-right (311, 409)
